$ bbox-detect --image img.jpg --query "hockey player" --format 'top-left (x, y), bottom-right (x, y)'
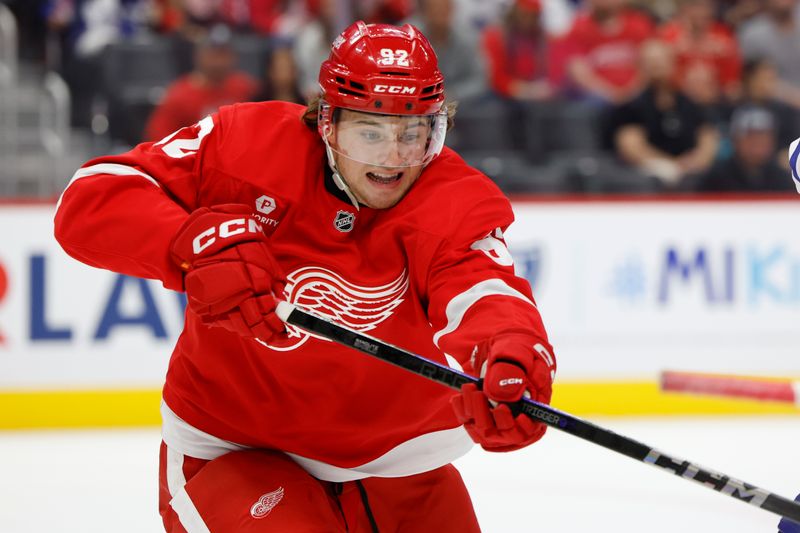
top-left (54, 21), bottom-right (555, 532)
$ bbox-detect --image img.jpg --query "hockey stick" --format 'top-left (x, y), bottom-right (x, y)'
top-left (275, 301), bottom-right (800, 524)
top-left (661, 370), bottom-right (800, 406)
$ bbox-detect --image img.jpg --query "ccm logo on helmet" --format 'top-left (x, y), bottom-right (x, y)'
top-left (499, 378), bottom-right (525, 387)
top-left (193, 219), bottom-right (263, 255)
top-left (373, 84), bottom-right (417, 95)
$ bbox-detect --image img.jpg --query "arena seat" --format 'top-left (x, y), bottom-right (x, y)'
top-left (230, 35), bottom-right (270, 80)
top-left (460, 149), bottom-right (571, 193)
top-left (101, 38), bottom-right (178, 145)
top-left (447, 98), bottom-right (518, 152)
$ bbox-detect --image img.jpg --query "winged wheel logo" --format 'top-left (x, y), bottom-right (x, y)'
top-left (258, 266), bottom-right (408, 351)
top-left (250, 486), bottom-right (284, 519)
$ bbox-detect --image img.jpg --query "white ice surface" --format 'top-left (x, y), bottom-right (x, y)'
top-left (0, 417), bottom-right (797, 532)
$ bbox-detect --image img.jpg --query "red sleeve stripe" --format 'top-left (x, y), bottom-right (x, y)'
top-left (432, 278), bottom-right (536, 348)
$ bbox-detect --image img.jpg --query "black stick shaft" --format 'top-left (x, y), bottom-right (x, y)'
top-left (276, 302), bottom-right (800, 524)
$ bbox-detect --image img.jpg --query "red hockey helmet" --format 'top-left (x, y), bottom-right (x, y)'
top-left (318, 21), bottom-right (448, 169)
top-left (319, 21), bottom-right (445, 116)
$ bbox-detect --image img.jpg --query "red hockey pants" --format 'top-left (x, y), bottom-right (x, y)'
top-left (159, 442), bottom-right (482, 532)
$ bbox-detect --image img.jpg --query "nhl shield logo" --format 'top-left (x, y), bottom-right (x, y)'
top-left (334, 210), bottom-right (355, 232)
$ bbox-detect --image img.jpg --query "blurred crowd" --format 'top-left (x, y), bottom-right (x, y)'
top-left (6, 0), bottom-right (800, 193)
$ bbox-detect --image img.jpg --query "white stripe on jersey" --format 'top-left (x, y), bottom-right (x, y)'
top-left (790, 137), bottom-right (800, 194)
top-left (56, 163), bottom-right (161, 210)
top-left (161, 402), bottom-right (248, 461)
top-left (286, 426), bottom-right (473, 482)
top-left (161, 401), bottom-right (473, 482)
top-left (432, 278), bottom-right (536, 348)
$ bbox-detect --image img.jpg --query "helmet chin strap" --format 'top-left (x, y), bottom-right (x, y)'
top-left (324, 141), bottom-right (361, 211)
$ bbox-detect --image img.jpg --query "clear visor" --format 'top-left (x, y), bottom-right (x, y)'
top-left (319, 102), bottom-right (447, 169)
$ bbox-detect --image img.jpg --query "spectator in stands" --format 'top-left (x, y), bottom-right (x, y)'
top-left (609, 39), bottom-right (719, 187)
top-left (44, 0), bottom-right (157, 58)
top-left (219, 0), bottom-right (282, 34)
top-left (296, 0), bottom-right (414, 65)
top-left (456, 0), bottom-right (574, 35)
top-left (163, 0), bottom-right (221, 76)
top-left (739, 58), bottom-right (799, 164)
top-left (738, 0), bottom-right (800, 108)
top-left (252, 40), bottom-right (305, 104)
top-left (539, 0), bottom-right (579, 37)
top-left (721, 0), bottom-right (763, 29)
top-left (144, 24), bottom-right (257, 141)
top-left (696, 106), bottom-right (794, 191)
top-left (659, 0), bottom-right (741, 104)
top-left (152, 0), bottom-right (182, 33)
top-left (44, 0), bottom-right (160, 128)
top-left (294, 0), bottom-right (340, 100)
top-left (360, 0), bottom-right (415, 24)
top-left (405, 0), bottom-right (488, 102)
top-left (216, 0), bottom-right (307, 35)
top-left (481, 0), bottom-right (561, 101)
top-left (166, 0), bottom-right (305, 72)
top-left (629, 0), bottom-right (674, 22)
top-left (565, 0), bottom-right (653, 105)
top-left (166, 0), bottom-right (306, 75)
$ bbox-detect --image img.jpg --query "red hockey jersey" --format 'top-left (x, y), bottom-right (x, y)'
top-left (566, 10), bottom-right (654, 90)
top-left (54, 101), bottom-right (553, 480)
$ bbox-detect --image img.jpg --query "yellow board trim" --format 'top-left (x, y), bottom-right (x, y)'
top-left (553, 381), bottom-right (800, 416)
top-left (0, 381), bottom-right (797, 430)
top-left (0, 389), bottom-right (163, 429)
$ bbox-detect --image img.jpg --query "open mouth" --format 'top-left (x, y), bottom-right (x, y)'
top-left (366, 171), bottom-right (403, 185)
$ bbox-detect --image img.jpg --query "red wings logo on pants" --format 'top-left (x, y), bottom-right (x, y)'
top-left (250, 486), bottom-right (284, 519)
top-left (258, 266), bottom-right (409, 351)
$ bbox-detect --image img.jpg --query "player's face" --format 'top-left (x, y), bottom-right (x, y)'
top-left (330, 110), bottom-right (430, 209)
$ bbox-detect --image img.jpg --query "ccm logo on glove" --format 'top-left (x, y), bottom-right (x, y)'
top-left (451, 332), bottom-right (556, 452)
top-left (193, 219), bottom-right (263, 255)
top-left (170, 204), bottom-right (286, 343)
